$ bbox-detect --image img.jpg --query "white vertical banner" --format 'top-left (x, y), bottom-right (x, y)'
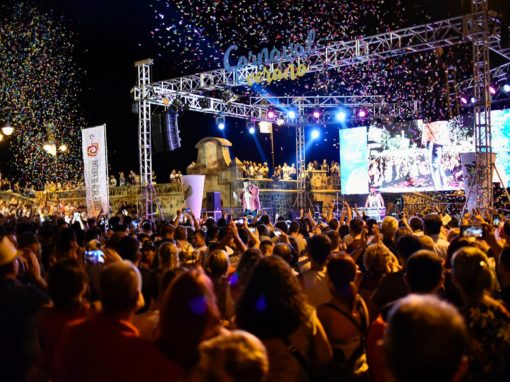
top-left (82, 125), bottom-right (109, 217)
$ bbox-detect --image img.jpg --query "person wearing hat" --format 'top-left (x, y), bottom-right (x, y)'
top-left (0, 235), bottom-right (49, 382)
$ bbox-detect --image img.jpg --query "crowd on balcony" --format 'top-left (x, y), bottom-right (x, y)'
top-left (240, 160), bottom-right (341, 181)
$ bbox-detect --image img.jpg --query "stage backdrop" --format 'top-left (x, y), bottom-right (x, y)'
top-left (82, 125), bottom-right (109, 217)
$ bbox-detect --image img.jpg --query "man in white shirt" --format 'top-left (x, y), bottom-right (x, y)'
top-left (299, 235), bottom-right (332, 308)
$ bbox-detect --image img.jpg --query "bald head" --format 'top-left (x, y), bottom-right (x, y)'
top-left (99, 261), bottom-right (142, 315)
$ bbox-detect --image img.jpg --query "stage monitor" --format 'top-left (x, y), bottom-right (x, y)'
top-left (339, 116), bottom-right (476, 193)
top-left (339, 126), bottom-right (369, 195)
top-left (491, 109), bottom-right (510, 187)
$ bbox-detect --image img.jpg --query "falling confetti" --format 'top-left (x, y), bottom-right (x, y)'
top-left (0, 1), bottom-right (84, 188)
top-left (147, 0), bottom-right (474, 124)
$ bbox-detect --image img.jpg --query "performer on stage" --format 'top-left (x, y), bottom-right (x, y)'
top-left (233, 180), bottom-right (260, 216)
top-left (365, 187), bottom-right (385, 208)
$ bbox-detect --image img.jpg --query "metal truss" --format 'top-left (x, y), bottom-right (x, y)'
top-left (455, 62), bottom-right (510, 95)
top-left (149, 13), bottom-right (492, 93)
top-left (134, 59), bottom-right (157, 220)
top-left (147, 88), bottom-right (289, 123)
top-left (145, 90), bottom-right (419, 125)
top-left (249, 95), bottom-right (385, 107)
top-left (467, 0), bottom-right (493, 212)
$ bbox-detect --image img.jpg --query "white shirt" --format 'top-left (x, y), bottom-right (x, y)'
top-left (243, 187), bottom-right (255, 210)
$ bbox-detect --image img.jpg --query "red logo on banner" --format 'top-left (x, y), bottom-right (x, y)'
top-left (87, 143), bottom-right (99, 157)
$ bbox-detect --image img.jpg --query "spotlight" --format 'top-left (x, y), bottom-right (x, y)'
top-left (335, 110), bottom-right (347, 123)
top-left (358, 109), bottom-right (367, 118)
top-left (460, 96), bottom-right (468, 105)
top-left (170, 97), bottom-right (184, 111)
top-left (276, 118), bottom-right (285, 126)
top-left (489, 86), bottom-right (497, 95)
top-left (247, 121), bottom-right (256, 134)
top-left (311, 129), bottom-right (320, 140)
top-left (312, 110), bottom-right (321, 119)
top-left (288, 110), bottom-right (297, 120)
top-left (470, 97), bottom-right (477, 104)
top-left (198, 97), bottom-right (210, 109)
top-left (221, 90), bottom-right (237, 103)
top-left (503, 84), bottom-right (510, 93)
top-left (216, 116), bottom-right (226, 130)
top-left (267, 109), bottom-right (276, 120)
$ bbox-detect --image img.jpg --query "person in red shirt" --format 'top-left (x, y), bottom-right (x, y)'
top-left (54, 261), bottom-right (182, 382)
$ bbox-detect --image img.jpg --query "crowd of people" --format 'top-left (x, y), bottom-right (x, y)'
top-left (240, 160), bottom-right (340, 181)
top-left (2, 202), bottom-right (510, 382)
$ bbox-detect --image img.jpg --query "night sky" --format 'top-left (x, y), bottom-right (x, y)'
top-left (10, 0), bottom-right (509, 182)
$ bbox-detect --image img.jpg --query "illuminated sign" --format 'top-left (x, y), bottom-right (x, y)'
top-left (223, 30), bottom-right (316, 86)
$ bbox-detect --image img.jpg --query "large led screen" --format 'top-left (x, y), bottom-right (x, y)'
top-left (492, 109), bottom-right (510, 187)
top-left (339, 126), bottom-right (369, 195)
top-left (340, 115), bottom-right (475, 193)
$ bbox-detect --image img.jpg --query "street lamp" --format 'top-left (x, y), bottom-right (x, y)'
top-left (1, 123), bottom-right (14, 136)
top-left (43, 143), bottom-right (57, 156)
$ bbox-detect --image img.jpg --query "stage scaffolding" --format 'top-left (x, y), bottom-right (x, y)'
top-left (134, 0), bottom-right (510, 219)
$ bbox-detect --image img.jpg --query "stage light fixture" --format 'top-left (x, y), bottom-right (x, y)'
top-left (335, 110), bottom-right (347, 123)
top-left (503, 84), bottom-right (510, 93)
top-left (312, 110), bottom-right (321, 119)
top-left (311, 129), bottom-right (320, 140)
top-left (489, 85), bottom-right (497, 95)
top-left (216, 116), bottom-right (226, 130)
top-left (198, 97), bottom-right (210, 109)
top-left (221, 90), bottom-right (237, 103)
top-left (267, 109), bottom-right (276, 120)
top-left (470, 97), bottom-right (477, 104)
top-left (247, 121), bottom-right (256, 135)
top-left (358, 109), bottom-right (367, 118)
top-left (170, 97), bottom-right (184, 111)
top-left (287, 110), bottom-right (297, 120)
top-left (276, 118), bottom-right (285, 126)
top-left (460, 96), bottom-right (468, 105)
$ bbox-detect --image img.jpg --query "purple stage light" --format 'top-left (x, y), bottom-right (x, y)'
top-left (358, 109), bottom-right (367, 118)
